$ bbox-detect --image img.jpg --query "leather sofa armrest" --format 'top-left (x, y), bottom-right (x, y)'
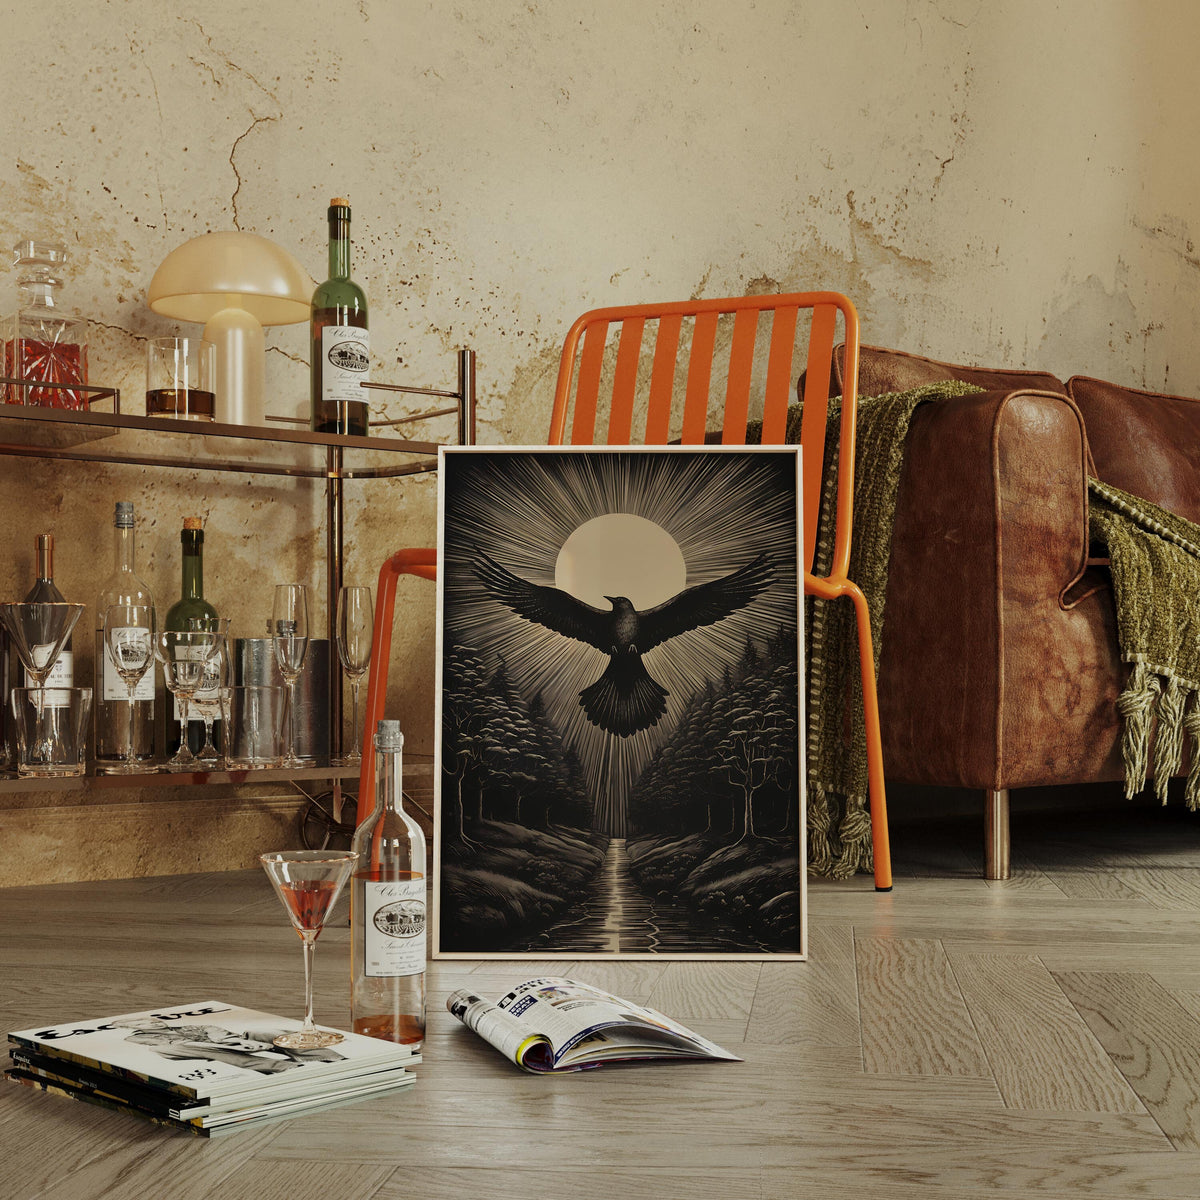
top-left (877, 388), bottom-right (1091, 787)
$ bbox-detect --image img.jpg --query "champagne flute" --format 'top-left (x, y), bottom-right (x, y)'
top-left (155, 629), bottom-right (219, 769)
top-left (336, 585), bottom-right (373, 765)
top-left (187, 616), bottom-right (231, 767)
top-left (259, 850), bottom-right (356, 1049)
top-left (272, 584), bottom-right (309, 769)
top-left (102, 604), bottom-right (155, 774)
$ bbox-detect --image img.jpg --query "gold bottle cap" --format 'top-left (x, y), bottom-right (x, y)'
top-left (183, 517), bottom-right (203, 531)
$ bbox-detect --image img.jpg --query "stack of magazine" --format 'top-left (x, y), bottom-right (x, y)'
top-left (5, 1000), bottom-right (419, 1136)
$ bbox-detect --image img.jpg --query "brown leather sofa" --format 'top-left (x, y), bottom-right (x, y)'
top-left (838, 346), bottom-right (1198, 878)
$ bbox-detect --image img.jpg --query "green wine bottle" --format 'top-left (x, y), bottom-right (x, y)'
top-left (165, 517), bottom-right (218, 754)
top-left (310, 197), bottom-right (369, 437)
top-left (165, 518), bottom-right (217, 632)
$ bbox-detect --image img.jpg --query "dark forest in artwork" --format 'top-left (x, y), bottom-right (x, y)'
top-left (436, 449), bottom-right (802, 956)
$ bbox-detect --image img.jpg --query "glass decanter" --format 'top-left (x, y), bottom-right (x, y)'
top-left (5, 239), bottom-right (89, 409)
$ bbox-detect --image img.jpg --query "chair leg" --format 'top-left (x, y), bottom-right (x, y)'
top-left (846, 582), bottom-right (892, 891)
top-left (985, 788), bottom-right (1011, 880)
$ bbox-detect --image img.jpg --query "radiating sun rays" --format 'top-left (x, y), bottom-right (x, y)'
top-left (441, 448), bottom-right (799, 835)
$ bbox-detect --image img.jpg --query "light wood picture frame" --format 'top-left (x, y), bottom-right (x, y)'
top-left (433, 445), bottom-right (805, 960)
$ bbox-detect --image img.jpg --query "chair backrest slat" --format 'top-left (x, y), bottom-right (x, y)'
top-left (681, 310), bottom-right (718, 444)
top-left (645, 313), bottom-right (682, 444)
top-left (571, 319), bottom-right (609, 445)
top-left (607, 316), bottom-right (644, 444)
top-left (721, 307), bottom-right (759, 444)
top-left (761, 304), bottom-right (799, 444)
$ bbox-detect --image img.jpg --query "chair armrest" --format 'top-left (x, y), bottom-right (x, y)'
top-left (877, 388), bottom-right (1091, 787)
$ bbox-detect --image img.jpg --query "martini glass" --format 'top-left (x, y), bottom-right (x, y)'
top-left (259, 850), bottom-right (356, 1049)
top-left (0, 602), bottom-right (85, 761)
top-left (102, 603), bottom-right (155, 774)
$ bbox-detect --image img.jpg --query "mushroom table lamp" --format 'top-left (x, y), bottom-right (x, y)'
top-left (147, 232), bottom-right (314, 426)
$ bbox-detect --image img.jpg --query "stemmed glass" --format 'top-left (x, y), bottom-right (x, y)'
top-left (0, 602), bottom-right (84, 760)
top-left (187, 617), bottom-right (231, 768)
top-left (155, 629), bottom-right (220, 769)
top-left (102, 603), bottom-right (155, 774)
top-left (272, 584), bottom-right (309, 769)
top-left (259, 850), bottom-right (355, 1049)
top-left (336, 586), bottom-right (373, 764)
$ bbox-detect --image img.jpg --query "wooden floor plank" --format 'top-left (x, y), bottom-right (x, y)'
top-left (745, 924), bottom-right (859, 1048)
top-left (949, 953), bottom-right (1145, 1112)
top-left (856, 935), bottom-right (991, 1076)
top-left (1056, 970), bottom-right (1200, 1149)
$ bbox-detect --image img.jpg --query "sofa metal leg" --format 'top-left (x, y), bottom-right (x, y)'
top-left (985, 789), bottom-right (1011, 880)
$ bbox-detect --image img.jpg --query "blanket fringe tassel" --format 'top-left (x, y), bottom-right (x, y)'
top-left (1118, 662), bottom-right (1159, 799)
top-left (1118, 664), bottom-right (1200, 809)
top-left (1153, 675), bottom-right (1188, 803)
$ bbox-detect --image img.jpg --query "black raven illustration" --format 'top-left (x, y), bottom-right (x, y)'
top-left (472, 547), bottom-right (774, 737)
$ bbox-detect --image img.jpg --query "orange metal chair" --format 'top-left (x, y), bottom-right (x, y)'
top-left (356, 292), bottom-right (892, 891)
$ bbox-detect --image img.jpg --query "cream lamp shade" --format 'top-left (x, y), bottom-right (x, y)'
top-left (147, 232), bottom-right (314, 426)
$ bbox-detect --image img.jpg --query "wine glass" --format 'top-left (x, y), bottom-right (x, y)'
top-left (272, 584), bottom-right (309, 769)
top-left (155, 629), bottom-right (220, 769)
top-left (336, 585), bottom-right (373, 764)
top-left (0, 602), bottom-right (84, 759)
top-left (102, 603), bottom-right (155, 774)
top-left (187, 617), bottom-right (231, 767)
top-left (259, 849), bottom-right (356, 1049)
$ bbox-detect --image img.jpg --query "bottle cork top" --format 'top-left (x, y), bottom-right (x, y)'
top-left (183, 517), bottom-right (203, 531)
top-left (330, 197), bottom-right (348, 207)
top-left (374, 720), bottom-right (404, 751)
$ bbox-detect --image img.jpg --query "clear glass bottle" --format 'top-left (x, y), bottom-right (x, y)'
top-left (5, 239), bottom-right (89, 409)
top-left (164, 517), bottom-right (218, 754)
top-left (351, 721), bottom-right (426, 1047)
top-left (310, 198), bottom-right (369, 437)
top-left (94, 503), bottom-right (156, 766)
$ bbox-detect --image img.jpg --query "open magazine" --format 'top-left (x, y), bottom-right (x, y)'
top-left (447, 977), bottom-right (742, 1073)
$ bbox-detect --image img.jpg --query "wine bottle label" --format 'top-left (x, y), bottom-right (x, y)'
top-left (101, 633), bottom-right (154, 701)
top-left (26, 647), bottom-right (72, 707)
top-left (321, 326), bottom-right (370, 403)
top-left (364, 879), bottom-right (426, 978)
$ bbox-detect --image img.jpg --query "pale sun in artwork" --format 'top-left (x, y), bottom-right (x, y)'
top-left (554, 514), bottom-right (687, 610)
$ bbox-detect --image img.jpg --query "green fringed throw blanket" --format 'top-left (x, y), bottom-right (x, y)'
top-left (1088, 477), bottom-right (1200, 808)
top-left (801, 381), bottom-right (983, 877)
top-left (750, 380), bottom-right (984, 878)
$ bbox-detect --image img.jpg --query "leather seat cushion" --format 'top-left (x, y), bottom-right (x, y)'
top-left (1069, 375), bottom-right (1200, 526)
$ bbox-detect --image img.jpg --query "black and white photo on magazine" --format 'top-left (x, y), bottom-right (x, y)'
top-left (434, 445), bottom-right (805, 959)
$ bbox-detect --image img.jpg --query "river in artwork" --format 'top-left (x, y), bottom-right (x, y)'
top-left (506, 837), bottom-right (771, 955)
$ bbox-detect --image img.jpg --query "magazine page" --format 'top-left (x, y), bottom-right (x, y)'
top-left (448, 978), bottom-right (740, 1071)
top-left (446, 990), bottom-right (555, 1071)
top-left (9, 1000), bottom-right (418, 1100)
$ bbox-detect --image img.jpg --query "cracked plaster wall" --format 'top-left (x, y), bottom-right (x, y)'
top-left (0, 0), bottom-right (1196, 874)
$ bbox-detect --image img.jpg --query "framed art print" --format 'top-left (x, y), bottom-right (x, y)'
top-left (433, 445), bottom-right (804, 960)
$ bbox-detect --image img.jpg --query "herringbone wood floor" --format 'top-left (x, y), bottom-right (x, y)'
top-left (6, 797), bottom-right (1200, 1198)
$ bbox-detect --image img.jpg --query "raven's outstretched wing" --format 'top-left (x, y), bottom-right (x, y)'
top-left (472, 548), bottom-right (610, 651)
top-left (638, 553), bottom-right (774, 652)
